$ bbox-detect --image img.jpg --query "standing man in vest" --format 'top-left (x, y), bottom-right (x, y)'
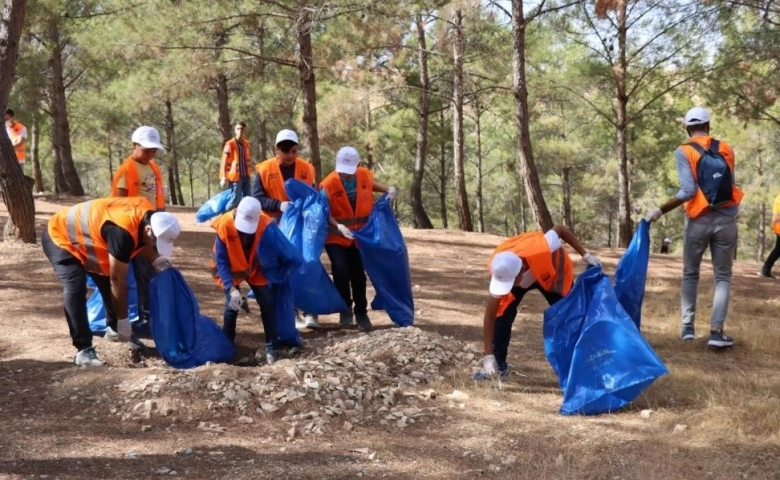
top-left (42, 197), bottom-right (181, 366)
top-left (210, 197), bottom-right (280, 364)
top-left (112, 126), bottom-right (167, 333)
top-left (320, 146), bottom-right (396, 331)
top-left (252, 129), bottom-right (318, 329)
top-left (4, 109), bottom-right (27, 166)
top-left (645, 106), bottom-right (743, 348)
top-left (759, 190), bottom-right (780, 279)
top-left (220, 121), bottom-right (253, 211)
top-left (473, 226), bottom-right (600, 380)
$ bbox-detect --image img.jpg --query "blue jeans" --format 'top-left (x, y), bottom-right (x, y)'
top-left (492, 283), bottom-right (563, 366)
top-left (681, 212), bottom-right (738, 331)
top-left (223, 283), bottom-right (277, 351)
top-left (226, 176), bottom-right (251, 211)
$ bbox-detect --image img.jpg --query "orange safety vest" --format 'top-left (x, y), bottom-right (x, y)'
top-left (489, 231), bottom-right (574, 317)
top-left (111, 155), bottom-right (166, 209)
top-left (222, 137), bottom-right (252, 182)
top-left (209, 210), bottom-right (274, 288)
top-left (47, 197), bottom-right (153, 275)
top-left (772, 192), bottom-right (780, 235)
top-left (7, 121), bottom-right (26, 162)
top-left (679, 136), bottom-right (744, 219)
top-left (255, 157), bottom-right (315, 217)
top-left (320, 168), bottom-right (374, 247)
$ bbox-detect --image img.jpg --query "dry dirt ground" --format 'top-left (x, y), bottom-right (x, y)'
top-left (1, 197), bottom-right (780, 480)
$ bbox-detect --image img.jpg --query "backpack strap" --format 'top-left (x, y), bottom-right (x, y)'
top-left (686, 139), bottom-right (719, 156)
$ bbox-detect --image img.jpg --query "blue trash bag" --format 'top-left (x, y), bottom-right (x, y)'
top-left (614, 220), bottom-right (650, 330)
top-left (86, 266), bottom-right (140, 333)
top-left (278, 179), bottom-right (347, 314)
top-left (543, 267), bottom-right (668, 415)
top-left (149, 268), bottom-right (235, 369)
top-left (256, 221), bottom-right (305, 347)
top-left (195, 189), bottom-right (232, 223)
top-left (353, 194), bottom-right (414, 327)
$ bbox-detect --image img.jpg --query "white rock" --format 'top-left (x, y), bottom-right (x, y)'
top-left (640, 409), bottom-right (653, 419)
top-left (673, 424), bottom-right (688, 434)
top-left (237, 416), bottom-right (254, 424)
top-left (447, 390), bottom-right (469, 401)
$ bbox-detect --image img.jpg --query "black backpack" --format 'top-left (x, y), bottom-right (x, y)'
top-left (688, 139), bottom-right (733, 209)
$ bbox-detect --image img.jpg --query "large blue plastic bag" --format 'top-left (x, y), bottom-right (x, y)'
top-left (149, 268), bottom-right (235, 369)
top-left (195, 189), bottom-right (232, 223)
top-left (87, 267), bottom-right (139, 333)
top-left (278, 179), bottom-right (347, 314)
top-left (543, 267), bottom-right (667, 415)
top-left (256, 222), bottom-right (305, 347)
top-left (614, 220), bottom-right (650, 329)
top-left (353, 194), bottom-right (414, 327)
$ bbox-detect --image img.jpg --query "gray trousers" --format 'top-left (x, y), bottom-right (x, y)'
top-left (681, 212), bottom-right (738, 331)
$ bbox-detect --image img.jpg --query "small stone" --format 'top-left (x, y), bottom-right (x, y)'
top-left (237, 416), bottom-right (254, 424)
top-left (141, 425), bottom-right (152, 432)
top-left (344, 421), bottom-right (353, 431)
top-left (184, 449), bottom-right (194, 456)
top-left (447, 390), bottom-right (469, 402)
top-left (640, 409), bottom-right (653, 419)
top-left (673, 424), bottom-right (688, 434)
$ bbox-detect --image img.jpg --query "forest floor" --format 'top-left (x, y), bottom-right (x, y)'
top-left (1, 196), bottom-right (779, 480)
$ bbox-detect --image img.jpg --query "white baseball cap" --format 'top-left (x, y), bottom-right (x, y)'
top-left (151, 212), bottom-right (181, 257)
top-left (275, 129), bottom-right (299, 145)
top-left (335, 146), bottom-right (360, 175)
top-left (234, 197), bottom-right (262, 234)
top-left (489, 251), bottom-right (523, 297)
top-left (684, 107), bottom-right (710, 126)
top-left (131, 126), bottom-right (166, 152)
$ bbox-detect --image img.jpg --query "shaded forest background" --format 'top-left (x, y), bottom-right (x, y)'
top-left (3, 0), bottom-right (780, 258)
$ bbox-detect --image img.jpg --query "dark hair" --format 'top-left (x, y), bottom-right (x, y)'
top-left (276, 140), bottom-right (297, 153)
top-left (235, 121), bottom-right (246, 128)
top-left (686, 122), bottom-right (709, 136)
top-left (5, 108), bottom-right (14, 116)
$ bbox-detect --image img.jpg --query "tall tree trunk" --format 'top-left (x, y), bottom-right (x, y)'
top-left (52, 148), bottom-right (68, 193)
top-left (296, 3), bottom-right (322, 182)
top-left (31, 112), bottom-right (43, 193)
top-left (47, 18), bottom-right (84, 196)
top-left (411, 14), bottom-right (433, 229)
top-left (0, 0), bottom-right (36, 243)
top-left (439, 113), bottom-right (448, 229)
top-left (188, 159), bottom-right (194, 207)
top-left (757, 147), bottom-right (765, 261)
top-left (475, 102), bottom-right (484, 233)
top-left (452, 9), bottom-right (472, 232)
top-left (364, 102), bottom-right (374, 170)
top-left (511, 0), bottom-right (552, 231)
top-left (164, 99), bottom-right (184, 206)
top-left (614, 0), bottom-right (632, 247)
top-left (255, 20), bottom-right (269, 161)
top-left (215, 73), bottom-right (231, 143)
top-left (562, 165), bottom-right (573, 231)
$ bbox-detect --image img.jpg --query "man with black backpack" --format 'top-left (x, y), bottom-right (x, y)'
top-left (644, 106), bottom-right (744, 348)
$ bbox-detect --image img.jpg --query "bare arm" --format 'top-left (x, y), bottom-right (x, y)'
top-left (551, 224), bottom-right (588, 256)
top-left (482, 295), bottom-right (501, 354)
top-left (116, 188), bottom-right (129, 197)
top-left (373, 181), bottom-right (390, 193)
top-left (108, 254), bottom-right (130, 320)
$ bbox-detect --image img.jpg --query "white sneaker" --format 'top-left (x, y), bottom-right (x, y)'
top-left (295, 312), bottom-right (307, 330)
top-left (74, 347), bottom-right (104, 367)
top-left (303, 314), bottom-right (319, 329)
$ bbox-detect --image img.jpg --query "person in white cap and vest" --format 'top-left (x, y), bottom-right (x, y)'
top-left (644, 106), bottom-right (743, 348)
top-left (473, 225), bottom-right (600, 380)
top-left (42, 197), bottom-right (181, 366)
top-left (210, 196), bottom-right (280, 364)
top-left (319, 146), bottom-right (396, 331)
top-left (111, 125), bottom-right (168, 336)
top-left (252, 129), bottom-right (319, 330)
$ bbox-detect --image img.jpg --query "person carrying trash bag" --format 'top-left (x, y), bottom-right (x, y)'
top-left (252, 129), bottom-right (319, 330)
top-left (319, 146), bottom-right (397, 331)
top-left (42, 197), bottom-right (181, 367)
top-left (210, 196), bottom-right (282, 364)
top-left (473, 225), bottom-right (601, 380)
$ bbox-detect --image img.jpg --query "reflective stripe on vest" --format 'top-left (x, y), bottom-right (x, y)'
top-left (65, 201), bottom-right (101, 273)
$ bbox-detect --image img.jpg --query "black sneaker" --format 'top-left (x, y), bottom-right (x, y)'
top-left (708, 330), bottom-right (734, 348)
top-left (681, 324), bottom-right (695, 341)
top-left (339, 311), bottom-right (354, 326)
top-left (758, 271), bottom-right (776, 279)
top-left (356, 312), bottom-right (372, 332)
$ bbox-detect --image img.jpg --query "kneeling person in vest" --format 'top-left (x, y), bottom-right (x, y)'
top-left (474, 226), bottom-right (601, 380)
top-left (42, 197), bottom-right (181, 367)
top-left (210, 197), bottom-right (279, 364)
top-left (320, 146), bottom-right (397, 331)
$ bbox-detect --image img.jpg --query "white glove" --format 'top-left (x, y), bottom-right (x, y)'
top-left (644, 208), bottom-right (663, 223)
top-left (228, 289), bottom-right (242, 311)
top-left (337, 223), bottom-right (354, 240)
top-left (117, 318), bottom-right (132, 342)
top-left (152, 256), bottom-right (173, 272)
top-left (582, 252), bottom-right (602, 268)
top-left (220, 178), bottom-right (227, 189)
top-left (483, 354), bottom-right (498, 376)
top-left (280, 201), bottom-right (290, 213)
top-left (387, 186), bottom-right (397, 202)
